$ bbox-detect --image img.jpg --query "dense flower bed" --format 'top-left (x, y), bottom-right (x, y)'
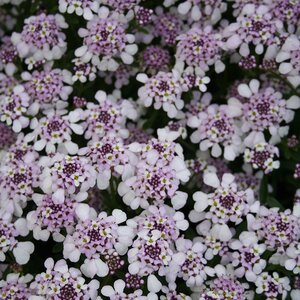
top-left (0, 0), bottom-right (300, 299)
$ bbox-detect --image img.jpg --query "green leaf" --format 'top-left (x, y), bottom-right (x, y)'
top-left (266, 196), bottom-right (284, 210)
top-left (259, 175), bottom-right (268, 204)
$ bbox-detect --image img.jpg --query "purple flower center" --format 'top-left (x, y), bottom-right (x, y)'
top-left (253, 150), bottom-right (271, 168)
top-left (59, 283), bottom-right (78, 300)
top-left (63, 163), bottom-right (78, 176)
top-left (219, 195), bottom-right (235, 209)
top-left (243, 251), bottom-right (255, 263)
top-left (148, 174), bottom-right (161, 189)
top-left (47, 120), bottom-right (63, 134)
top-left (144, 244), bottom-right (161, 260)
top-left (256, 102), bottom-right (270, 115)
top-left (251, 21), bottom-right (264, 32)
top-left (12, 173), bottom-right (27, 185)
top-left (6, 101), bottom-right (16, 112)
top-left (106, 252), bottom-right (124, 275)
top-left (158, 81), bottom-right (170, 92)
top-left (97, 110), bottom-right (112, 124)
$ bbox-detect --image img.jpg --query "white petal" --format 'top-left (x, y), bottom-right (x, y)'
top-left (112, 209), bottom-right (127, 224)
top-left (14, 218), bottom-right (29, 236)
top-left (75, 45), bottom-right (88, 57)
top-left (95, 259), bottom-right (109, 277)
top-left (285, 259), bottom-right (296, 271)
top-left (83, 9), bottom-right (93, 20)
top-left (215, 60), bottom-right (225, 73)
top-left (95, 90), bottom-right (107, 102)
top-left (114, 279), bottom-right (125, 293)
top-left (287, 96), bottom-right (300, 109)
top-left (226, 35), bottom-right (242, 49)
top-left (178, 1), bottom-right (192, 14)
top-left (222, 173), bottom-right (235, 185)
top-left (12, 120), bottom-right (22, 132)
top-left (171, 191), bottom-right (188, 210)
top-left (218, 224), bottom-right (232, 241)
top-left (279, 62), bottom-right (293, 74)
top-left (75, 203), bottom-right (90, 221)
top-left (64, 141), bottom-right (79, 155)
top-left (249, 79), bottom-right (260, 93)
top-left (52, 189), bottom-right (65, 204)
top-left (34, 139), bottom-right (46, 151)
top-left (128, 262), bottom-right (139, 274)
top-left (101, 286), bottom-right (115, 297)
top-left (224, 145), bottom-right (236, 161)
top-left (238, 84), bottom-right (252, 98)
top-left (147, 275), bottom-right (162, 293)
top-left (203, 172), bottom-right (220, 188)
top-left (121, 52), bottom-right (133, 64)
top-left (125, 44), bottom-right (138, 55)
top-left (136, 73), bottom-right (148, 83)
top-left (81, 259), bottom-right (97, 278)
top-left (211, 143), bottom-right (222, 157)
top-left (13, 242), bottom-right (34, 265)
top-left (70, 124), bottom-right (84, 135)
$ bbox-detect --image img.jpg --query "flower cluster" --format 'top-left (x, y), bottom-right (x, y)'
top-left (0, 0), bottom-right (299, 299)
top-left (118, 137), bottom-right (190, 209)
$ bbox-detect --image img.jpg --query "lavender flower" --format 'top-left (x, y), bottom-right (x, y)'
top-left (199, 275), bottom-right (246, 300)
top-left (0, 218), bottom-right (34, 265)
top-left (255, 272), bottom-right (291, 299)
top-left (59, 0), bottom-right (100, 20)
top-left (244, 142), bottom-right (280, 174)
top-left (63, 207), bottom-right (133, 278)
top-left (0, 85), bottom-right (30, 132)
top-left (178, 0), bottom-right (227, 24)
top-left (137, 71), bottom-right (185, 118)
top-left (22, 67), bottom-right (73, 112)
top-left (118, 137), bottom-right (190, 209)
top-left (224, 5), bottom-right (282, 56)
top-left (230, 231), bottom-right (266, 282)
top-left (11, 13), bottom-right (68, 61)
top-left (75, 7), bottom-right (138, 71)
top-left (168, 237), bottom-right (215, 287)
top-left (192, 173), bottom-right (257, 241)
top-left (189, 104), bottom-right (242, 160)
top-left (142, 46), bottom-right (170, 74)
top-left (30, 258), bottom-right (99, 299)
top-left (175, 27), bottom-right (224, 74)
top-left (82, 90), bottom-right (137, 141)
top-left (0, 273), bottom-right (32, 299)
top-left (235, 79), bottom-right (300, 141)
top-left (153, 11), bottom-right (183, 45)
top-left (79, 135), bottom-right (134, 189)
top-left (276, 35), bottom-right (300, 87)
top-left (0, 1), bottom-right (299, 298)
top-left (25, 109), bottom-right (83, 154)
top-left (40, 153), bottom-right (97, 203)
top-left (101, 279), bottom-right (147, 299)
top-left (248, 206), bottom-right (300, 252)
top-left (26, 193), bottom-right (78, 242)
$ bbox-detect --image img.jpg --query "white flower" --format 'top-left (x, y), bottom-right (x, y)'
top-left (75, 7), bottom-right (137, 71)
top-left (25, 109), bottom-right (83, 154)
top-left (0, 85), bottom-right (30, 132)
top-left (147, 275), bottom-right (162, 299)
top-left (13, 241), bottom-right (34, 265)
top-left (285, 242), bottom-right (300, 274)
top-left (80, 257), bottom-right (109, 278)
top-left (11, 14), bottom-right (68, 62)
top-left (59, 0), bottom-right (100, 20)
top-left (276, 35), bottom-right (300, 87)
top-left (101, 280), bottom-right (126, 297)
